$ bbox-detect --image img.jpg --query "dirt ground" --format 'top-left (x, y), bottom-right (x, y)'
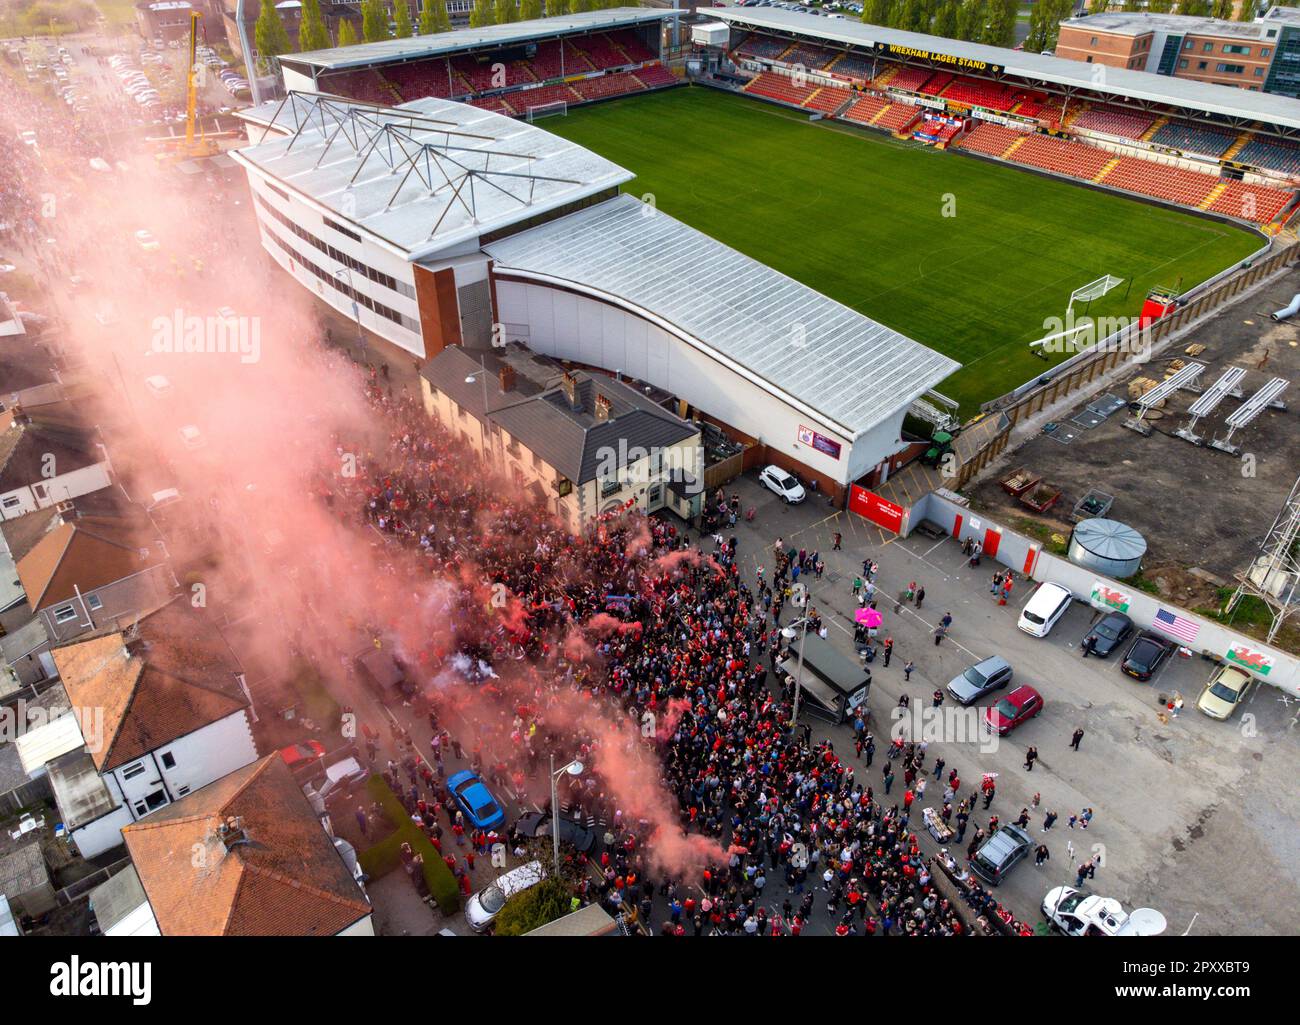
top-left (970, 268), bottom-right (1300, 616)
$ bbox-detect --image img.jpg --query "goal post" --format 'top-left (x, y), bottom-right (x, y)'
top-left (1067, 274), bottom-right (1125, 318)
top-left (1027, 274), bottom-right (1126, 357)
top-left (526, 100), bottom-right (568, 122)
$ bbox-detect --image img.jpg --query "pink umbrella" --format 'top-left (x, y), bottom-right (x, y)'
top-left (855, 607), bottom-right (883, 629)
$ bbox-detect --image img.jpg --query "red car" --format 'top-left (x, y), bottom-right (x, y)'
top-left (278, 740), bottom-right (325, 770)
top-left (983, 685), bottom-right (1044, 735)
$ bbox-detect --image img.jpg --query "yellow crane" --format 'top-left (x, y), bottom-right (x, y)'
top-left (158, 11), bottom-right (220, 161)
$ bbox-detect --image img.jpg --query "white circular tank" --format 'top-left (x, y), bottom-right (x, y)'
top-left (1068, 518), bottom-right (1147, 578)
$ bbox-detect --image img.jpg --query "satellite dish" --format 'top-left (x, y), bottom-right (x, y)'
top-left (1120, 908), bottom-right (1167, 936)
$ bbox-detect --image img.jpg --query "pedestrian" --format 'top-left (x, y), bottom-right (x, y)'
top-left (1034, 844), bottom-right (1050, 867)
top-left (932, 687), bottom-right (943, 707)
top-left (1024, 746), bottom-right (1038, 772)
top-left (1068, 814), bottom-right (1078, 830)
top-left (941, 612), bottom-right (953, 631)
top-left (914, 585), bottom-right (925, 609)
top-left (882, 637), bottom-right (893, 667)
top-left (1070, 727), bottom-right (1085, 751)
top-left (1081, 807), bottom-right (1094, 830)
top-left (1031, 791), bottom-right (1041, 809)
top-left (990, 571), bottom-right (1002, 595)
top-left (932, 757), bottom-right (945, 780)
top-left (883, 769), bottom-right (895, 795)
top-left (982, 787), bottom-right (995, 810)
top-left (934, 625), bottom-right (946, 646)
top-left (1081, 634), bottom-right (1096, 658)
top-left (852, 575), bottom-right (862, 597)
top-left (1015, 808), bottom-right (1030, 829)
top-left (904, 660), bottom-right (915, 681)
top-left (832, 531), bottom-right (842, 550)
top-left (355, 806), bottom-right (368, 838)
top-left (1076, 860), bottom-right (1090, 887)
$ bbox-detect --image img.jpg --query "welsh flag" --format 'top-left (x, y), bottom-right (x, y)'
top-left (1225, 644), bottom-right (1273, 676)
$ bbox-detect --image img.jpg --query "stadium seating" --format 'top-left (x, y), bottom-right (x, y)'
top-left (839, 94), bottom-right (891, 126)
top-left (579, 33), bottom-right (631, 71)
top-left (320, 69), bottom-right (397, 105)
top-left (782, 43), bottom-right (836, 70)
top-left (1007, 134), bottom-right (1115, 182)
top-left (1148, 119), bottom-right (1237, 157)
top-left (1013, 95), bottom-right (1066, 123)
top-left (571, 71), bottom-right (645, 102)
top-left (955, 122), bottom-right (1028, 158)
top-left (744, 71), bottom-right (819, 106)
top-left (879, 64), bottom-right (930, 92)
top-left (1234, 137), bottom-right (1300, 177)
top-left (453, 54), bottom-right (535, 92)
top-left (915, 120), bottom-right (962, 146)
top-left (383, 60), bottom-right (454, 101)
top-left (1099, 157), bottom-right (1219, 206)
top-left (803, 85), bottom-right (853, 114)
top-left (634, 65), bottom-right (678, 89)
top-left (919, 71), bottom-right (954, 96)
top-left (530, 40), bottom-right (564, 81)
top-left (1207, 180), bottom-right (1295, 224)
top-left (1068, 104), bottom-right (1157, 140)
top-left (563, 40), bottom-right (596, 73)
top-left (467, 94), bottom-right (516, 117)
top-left (875, 103), bottom-right (922, 134)
top-left (511, 83), bottom-right (581, 114)
top-left (828, 52), bottom-right (873, 79)
top-left (734, 33), bottom-right (790, 60)
top-left (607, 29), bottom-right (655, 63)
top-left (939, 76), bottom-right (1019, 111)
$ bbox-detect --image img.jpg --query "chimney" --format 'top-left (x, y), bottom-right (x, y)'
top-left (560, 372), bottom-right (581, 411)
top-left (498, 364), bottom-right (516, 394)
top-left (217, 815), bottom-right (247, 849)
top-left (594, 394), bottom-right (613, 423)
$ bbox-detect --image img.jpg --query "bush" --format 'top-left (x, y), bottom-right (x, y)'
top-left (492, 877), bottom-right (570, 936)
top-left (358, 775), bottom-right (460, 913)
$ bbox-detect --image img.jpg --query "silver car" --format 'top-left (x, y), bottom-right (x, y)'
top-left (946, 655), bottom-right (1013, 706)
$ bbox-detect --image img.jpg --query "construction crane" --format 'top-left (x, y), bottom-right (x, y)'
top-left (157, 11), bottom-right (221, 161)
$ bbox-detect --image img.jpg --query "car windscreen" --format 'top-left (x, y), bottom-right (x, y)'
top-left (1095, 622), bottom-right (1119, 639)
top-left (1131, 642), bottom-right (1158, 668)
top-left (476, 800), bottom-right (501, 820)
top-left (1023, 610), bottom-right (1045, 624)
top-left (1209, 681), bottom-right (1240, 701)
top-left (479, 884), bottom-right (507, 915)
top-left (993, 699), bottom-right (1017, 720)
top-left (962, 667), bottom-right (988, 688)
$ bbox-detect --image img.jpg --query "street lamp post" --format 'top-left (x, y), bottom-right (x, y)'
top-left (549, 756), bottom-right (584, 874)
top-left (464, 357), bottom-right (495, 460)
top-left (333, 267), bottom-right (364, 356)
top-left (785, 583), bottom-right (811, 738)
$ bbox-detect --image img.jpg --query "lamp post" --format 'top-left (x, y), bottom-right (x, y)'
top-left (784, 582), bottom-right (811, 739)
top-left (333, 267), bottom-right (364, 357)
top-left (550, 756), bottom-right (584, 874)
top-left (464, 357), bottom-right (495, 460)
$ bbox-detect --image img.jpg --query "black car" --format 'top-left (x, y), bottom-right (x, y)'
top-left (513, 811), bottom-right (597, 855)
top-left (969, 824), bottom-right (1033, 886)
top-left (1120, 632), bottom-right (1173, 681)
top-left (1082, 611), bottom-right (1133, 658)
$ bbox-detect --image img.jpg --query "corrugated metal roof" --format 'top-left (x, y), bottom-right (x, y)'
top-left (283, 8), bottom-right (675, 72)
top-left (233, 95), bottom-right (633, 258)
top-left (15, 713), bottom-right (85, 776)
top-left (713, 8), bottom-right (1300, 130)
top-left (485, 194), bottom-right (959, 439)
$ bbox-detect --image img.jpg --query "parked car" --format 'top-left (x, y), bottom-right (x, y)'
top-left (448, 769), bottom-right (506, 830)
top-left (1120, 632), bottom-right (1173, 681)
top-left (513, 811), bottom-right (596, 854)
top-left (1042, 887), bottom-right (1166, 936)
top-left (759, 464), bottom-right (806, 503)
top-left (946, 654), bottom-right (1013, 706)
top-left (464, 860), bottom-right (545, 932)
top-left (1196, 664), bottom-right (1254, 720)
top-left (134, 228), bottom-right (159, 250)
top-left (983, 684), bottom-right (1043, 735)
top-left (144, 374), bottom-right (172, 396)
top-left (316, 756), bottom-right (368, 806)
top-left (278, 740), bottom-right (325, 770)
top-left (1081, 610), bottom-right (1133, 658)
top-left (970, 823), bottom-right (1032, 885)
top-left (1017, 582), bottom-right (1073, 638)
top-left (178, 424), bottom-right (204, 450)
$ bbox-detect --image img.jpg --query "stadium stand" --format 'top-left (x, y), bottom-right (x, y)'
top-left (939, 76), bottom-right (1019, 111)
top-left (319, 69), bottom-right (398, 105)
top-left (915, 119), bottom-right (963, 146)
top-left (1069, 104), bottom-right (1158, 140)
top-left (1148, 119), bottom-right (1238, 157)
top-left (804, 84), bottom-right (853, 114)
top-left (1206, 180), bottom-right (1294, 224)
top-left (467, 94), bottom-right (516, 116)
top-left (828, 52), bottom-right (874, 78)
top-left (1006, 133), bottom-right (1115, 182)
top-left (782, 43), bottom-right (836, 70)
top-left (563, 39), bottom-right (596, 73)
top-left (955, 121), bottom-right (1029, 158)
top-left (578, 33), bottom-right (632, 70)
top-left (875, 103), bottom-right (923, 134)
top-left (512, 83), bottom-right (581, 112)
top-left (840, 94), bottom-right (892, 126)
top-left (383, 60), bottom-right (454, 101)
top-left (744, 70), bottom-right (819, 106)
top-left (1013, 95), bottom-right (1066, 123)
top-left (919, 71), bottom-right (954, 96)
top-left (608, 28), bottom-right (655, 63)
top-left (879, 64), bottom-right (930, 91)
top-left (633, 65), bottom-right (678, 89)
top-left (530, 40), bottom-right (565, 81)
top-left (453, 53), bottom-right (535, 91)
top-left (1099, 156), bottom-right (1219, 206)
top-left (733, 33), bottom-right (790, 60)
top-left (1235, 137), bottom-right (1300, 176)
top-left (571, 71), bottom-right (645, 102)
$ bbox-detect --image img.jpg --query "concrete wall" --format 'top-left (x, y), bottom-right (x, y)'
top-left (910, 491), bottom-right (1300, 696)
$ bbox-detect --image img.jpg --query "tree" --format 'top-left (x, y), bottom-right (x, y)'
top-left (567, 0), bottom-right (593, 13)
top-left (955, 0), bottom-right (986, 40)
top-left (1147, 0), bottom-right (1173, 12)
top-left (336, 16), bottom-right (359, 45)
top-left (861, 0), bottom-right (893, 25)
top-left (394, 0), bottom-right (413, 36)
top-left (897, 0), bottom-right (926, 30)
top-left (494, 0), bottom-right (518, 22)
top-left (1212, 0), bottom-right (1234, 17)
top-left (519, 0), bottom-right (542, 19)
top-left (361, 0), bottom-right (390, 41)
top-left (469, 0), bottom-right (493, 25)
top-left (492, 878), bottom-right (572, 937)
top-left (255, 0), bottom-right (293, 64)
top-left (931, 0), bottom-right (959, 38)
top-left (298, 0), bottom-right (331, 50)
top-left (1236, 0), bottom-right (1257, 19)
top-left (425, 0), bottom-right (452, 31)
top-left (1179, 0), bottom-right (1210, 15)
top-left (1087, 0), bottom-right (1109, 13)
top-left (981, 0), bottom-right (1016, 46)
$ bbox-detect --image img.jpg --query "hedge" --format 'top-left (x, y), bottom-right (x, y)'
top-left (356, 775), bottom-right (460, 914)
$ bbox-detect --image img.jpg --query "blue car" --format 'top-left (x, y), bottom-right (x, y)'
top-left (448, 769), bottom-right (505, 830)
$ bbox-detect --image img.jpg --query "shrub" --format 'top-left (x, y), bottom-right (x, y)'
top-left (359, 775), bottom-right (460, 913)
top-left (492, 876), bottom-right (570, 936)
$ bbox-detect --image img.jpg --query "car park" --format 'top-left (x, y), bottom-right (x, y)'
top-left (1120, 632), bottom-right (1172, 681)
top-left (969, 823), bottom-right (1032, 885)
top-left (448, 769), bottom-right (506, 829)
top-left (759, 464), bottom-right (806, 503)
top-left (1196, 664), bottom-right (1254, 720)
top-left (1081, 610), bottom-right (1133, 657)
top-left (983, 684), bottom-right (1043, 735)
top-left (946, 654), bottom-right (1013, 706)
top-left (464, 860), bottom-right (545, 931)
top-left (1017, 582), bottom-right (1073, 638)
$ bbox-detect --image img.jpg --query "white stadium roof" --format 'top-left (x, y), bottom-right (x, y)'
top-left (485, 193), bottom-right (960, 440)
top-left (231, 94), bottom-right (632, 259)
top-left (714, 7), bottom-right (1300, 131)
top-left (283, 8), bottom-right (673, 73)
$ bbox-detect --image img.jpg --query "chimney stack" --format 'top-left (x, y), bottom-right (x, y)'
top-left (498, 364), bottom-right (516, 394)
top-left (560, 372), bottom-right (581, 411)
top-left (217, 815), bottom-right (247, 849)
top-left (594, 394), bottom-right (613, 423)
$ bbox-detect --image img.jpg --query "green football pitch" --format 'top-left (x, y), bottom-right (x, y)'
top-left (546, 86), bottom-right (1263, 413)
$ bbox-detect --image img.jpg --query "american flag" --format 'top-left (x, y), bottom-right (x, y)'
top-left (1154, 608), bottom-right (1199, 644)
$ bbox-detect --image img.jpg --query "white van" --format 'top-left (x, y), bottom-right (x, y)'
top-left (464, 861), bottom-right (546, 932)
top-left (1018, 582), bottom-right (1073, 638)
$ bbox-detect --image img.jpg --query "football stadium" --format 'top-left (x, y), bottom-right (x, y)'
top-left (236, 6), bottom-right (1299, 498)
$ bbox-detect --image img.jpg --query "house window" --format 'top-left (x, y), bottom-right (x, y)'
top-left (1224, 45), bottom-right (1251, 55)
top-left (1086, 56), bottom-right (1093, 63)
top-left (2, 496), bottom-right (21, 510)
top-left (53, 605), bottom-right (78, 624)
top-left (32, 483), bottom-right (47, 501)
top-left (1198, 61), bottom-right (1208, 70)
top-left (1179, 59), bottom-right (1189, 69)
top-left (161, 752), bottom-right (176, 769)
top-left (1262, 47), bottom-right (1271, 57)
top-left (1256, 67), bottom-right (1265, 76)
top-left (86, 594), bottom-right (103, 611)
top-left (121, 761), bottom-right (147, 780)
top-left (1217, 64), bottom-right (1245, 74)
top-left (1203, 42), bottom-right (1214, 52)
top-left (1090, 36), bottom-right (1097, 45)
top-left (601, 478), bottom-right (620, 498)
top-left (176, 785), bottom-right (190, 796)
top-left (144, 790), bottom-right (168, 811)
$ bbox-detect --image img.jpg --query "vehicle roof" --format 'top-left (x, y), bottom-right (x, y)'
top-left (972, 655), bottom-right (1010, 673)
top-left (978, 824), bottom-right (1031, 861)
top-left (447, 769), bottom-right (476, 789)
top-left (1004, 685), bottom-right (1040, 705)
top-left (1214, 665), bottom-right (1251, 683)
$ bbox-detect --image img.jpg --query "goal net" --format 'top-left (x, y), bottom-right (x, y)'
top-left (1068, 274), bottom-right (1124, 315)
top-left (526, 100), bottom-right (568, 122)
